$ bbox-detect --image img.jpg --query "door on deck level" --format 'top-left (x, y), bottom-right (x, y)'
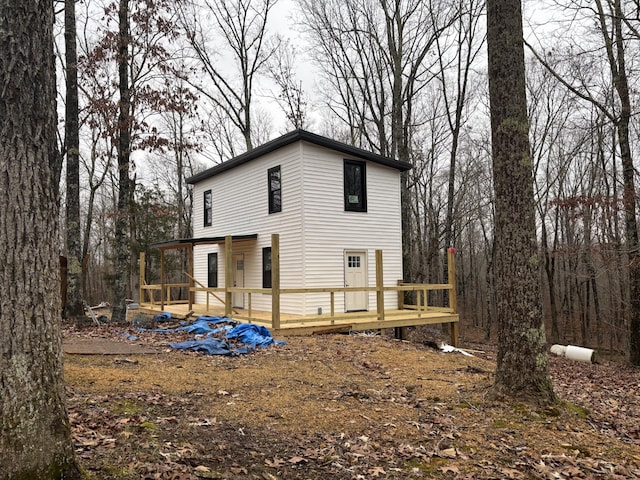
top-left (344, 250), bottom-right (368, 312)
top-left (232, 254), bottom-right (244, 308)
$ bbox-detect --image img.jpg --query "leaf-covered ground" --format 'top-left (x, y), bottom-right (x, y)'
top-left (63, 323), bottom-right (640, 479)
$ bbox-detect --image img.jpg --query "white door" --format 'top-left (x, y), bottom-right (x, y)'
top-left (233, 254), bottom-right (244, 308)
top-left (344, 251), bottom-right (368, 312)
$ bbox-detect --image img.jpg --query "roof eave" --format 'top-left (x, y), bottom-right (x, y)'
top-left (186, 129), bottom-right (412, 184)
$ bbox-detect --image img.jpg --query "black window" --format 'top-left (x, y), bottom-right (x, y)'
top-left (262, 247), bottom-right (272, 288)
top-left (204, 190), bottom-right (212, 226)
top-left (207, 253), bottom-right (218, 288)
top-left (268, 166), bottom-right (281, 214)
top-left (344, 160), bottom-right (367, 212)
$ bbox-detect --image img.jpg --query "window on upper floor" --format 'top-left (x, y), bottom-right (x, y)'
top-left (262, 247), bottom-right (272, 288)
top-left (268, 165), bottom-right (281, 214)
top-left (344, 160), bottom-right (367, 212)
top-left (204, 189), bottom-right (212, 226)
top-left (207, 253), bottom-right (218, 288)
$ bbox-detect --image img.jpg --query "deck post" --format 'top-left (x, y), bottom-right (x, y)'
top-left (395, 279), bottom-right (407, 340)
top-left (376, 250), bottom-right (384, 321)
top-left (225, 236), bottom-right (233, 317)
top-left (188, 244), bottom-right (194, 309)
top-left (160, 249), bottom-right (165, 310)
top-left (139, 252), bottom-right (145, 304)
top-left (330, 291), bottom-right (335, 324)
top-left (271, 234), bottom-right (280, 330)
top-left (448, 247), bottom-right (458, 346)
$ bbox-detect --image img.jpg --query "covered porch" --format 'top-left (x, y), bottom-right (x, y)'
top-left (139, 234), bottom-right (460, 345)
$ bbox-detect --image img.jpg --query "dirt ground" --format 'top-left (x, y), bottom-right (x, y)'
top-left (63, 320), bottom-right (640, 479)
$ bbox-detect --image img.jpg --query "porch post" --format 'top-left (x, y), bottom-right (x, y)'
top-left (397, 279), bottom-right (404, 310)
top-left (160, 249), bottom-right (165, 310)
top-left (271, 234), bottom-right (280, 330)
top-left (448, 247), bottom-right (458, 347)
top-left (188, 244), bottom-right (194, 309)
top-left (376, 250), bottom-right (384, 321)
top-left (225, 235), bottom-right (232, 317)
top-left (139, 252), bottom-right (145, 305)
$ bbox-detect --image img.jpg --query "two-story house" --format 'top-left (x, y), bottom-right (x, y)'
top-left (186, 129), bottom-right (412, 316)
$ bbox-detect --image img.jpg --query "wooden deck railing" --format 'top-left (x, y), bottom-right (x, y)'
top-left (141, 235), bottom-right (458, 342)
top-left (141, 282), bottom-right (191, 306)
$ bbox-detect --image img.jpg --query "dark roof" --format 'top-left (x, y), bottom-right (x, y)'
top-left (186, 129), bottom-right (412, 184)
top-left (151, 234), bottom-right (258, 250)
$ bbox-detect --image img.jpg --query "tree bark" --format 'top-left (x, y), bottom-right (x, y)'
top-left (112, 0), bottom-right (132, 323)
top-left (486, 0), bottom-right (555, 403)
top-left (0, 0), bottom-right (82, 476)
top-left (64, 0), bottom-right (85, 320)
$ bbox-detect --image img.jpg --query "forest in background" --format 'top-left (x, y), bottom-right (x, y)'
top-left (56, 0), bottom-right (640, 358)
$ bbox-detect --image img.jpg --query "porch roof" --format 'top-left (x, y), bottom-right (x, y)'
top-left (150, 234), bottom-right (258, 250)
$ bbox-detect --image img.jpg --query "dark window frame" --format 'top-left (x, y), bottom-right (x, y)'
top-left (268, 165), bottom-right (282, 214)
top-left (203, 189), bottom-right (212, 226)
top-left (343, 159), bottom-right (367, 212)
top-left (262, 247), bottom-right (272, 288)
top-left (207, 252), bottom-right (218, 288)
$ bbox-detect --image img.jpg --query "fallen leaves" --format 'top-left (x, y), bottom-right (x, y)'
top-left (63, 328), bottom-right (640, 479)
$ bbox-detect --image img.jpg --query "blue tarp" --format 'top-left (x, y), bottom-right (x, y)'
top-left (145, 315), bottom-right (285, 356)
top-left (153, 311), bottom-right (173, 322)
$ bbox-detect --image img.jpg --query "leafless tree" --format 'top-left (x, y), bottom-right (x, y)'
top-left (0, 0), bottom-right (82, 475)
top-left (266, 37), bottom-right (308, 130)
top-left (487, 0), bottom-right (555, 402)
top-left (63, 0), bottom-right (85, 320)
top-left (181, 0), bottom-right (280, 153)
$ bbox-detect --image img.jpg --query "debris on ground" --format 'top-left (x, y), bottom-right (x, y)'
top-left (63, 327), bottom-right (640, 479)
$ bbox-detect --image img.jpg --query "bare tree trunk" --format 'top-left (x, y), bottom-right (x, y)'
top-left (542, 210), bottom-right (560, 342)
top-left (0, 0), bottom-right (82, 476)
top-left (112, 0), bottom-right (132, 323)
top-left (64, 0), bottom-right (85, 321)
top-left (486, 0), bottom-right (555, 402)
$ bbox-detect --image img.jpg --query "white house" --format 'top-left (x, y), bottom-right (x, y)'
top-left (186, 129), bottom-right (412, 316)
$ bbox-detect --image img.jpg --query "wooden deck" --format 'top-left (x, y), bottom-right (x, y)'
top-left (139, 302), bottom-right (459, 344)
top-left (141, 234), bottom-right (460, 345)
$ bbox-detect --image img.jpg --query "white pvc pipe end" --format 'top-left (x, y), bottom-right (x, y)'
top-left (551, 344), bottom-right (596, 363)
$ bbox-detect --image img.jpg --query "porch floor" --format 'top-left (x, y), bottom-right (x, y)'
top-left (138, 302), bottom-right (459, 341)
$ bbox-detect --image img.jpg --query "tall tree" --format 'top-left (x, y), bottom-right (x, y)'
top-left (182, 0), bottom-right (280, 153)
top-left (437, 0), bottom-right (484, 257)
top-left (266, 38), bottom-right (308, 130)
top-left (0, 0), bottom-right (82, 476)
top-left (112, 0), bottom-right (133, 323)
top-left (64, 0), bottom-right (85, 320)
top-left (486, 0), bottom-right (555, 402)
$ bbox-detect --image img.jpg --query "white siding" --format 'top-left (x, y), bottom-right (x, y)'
top-left (192, 143), bottom-right (305, 314)
top-left (299, 142), bottom-right (403, 315)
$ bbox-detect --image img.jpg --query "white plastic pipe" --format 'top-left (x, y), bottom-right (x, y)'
top-left (550, 344), bottom-right (596, 363)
